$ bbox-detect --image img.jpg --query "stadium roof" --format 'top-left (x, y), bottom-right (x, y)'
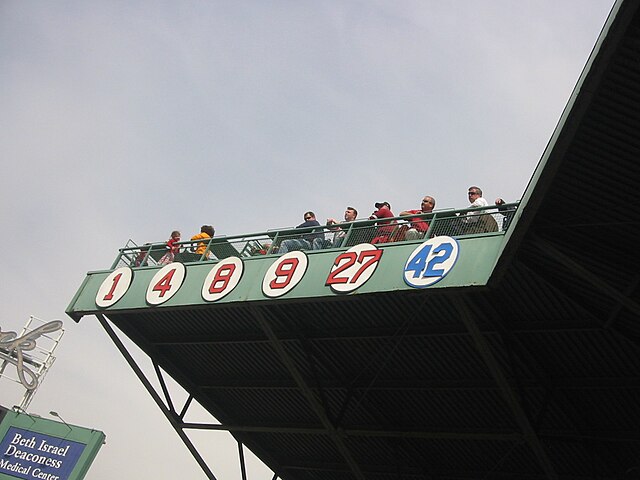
top-left (67, 0), bottom-right (640, 478)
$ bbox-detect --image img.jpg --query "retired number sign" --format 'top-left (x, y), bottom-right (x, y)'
top-left (403, 236), bottom-right (459, 288)
top-left (96, 267), bottom-right (133, 308)
top-left (326, 243), bottom-right (382, 293)
top-left (202, 257), bottom-right (244, 302)
top-left (262, 251), bottom-right (308, 298)
top-left (146, 262), bottom-right (186, 305)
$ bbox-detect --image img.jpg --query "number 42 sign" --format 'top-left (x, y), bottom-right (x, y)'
top-left (403, 236), bottom-right (459, 288)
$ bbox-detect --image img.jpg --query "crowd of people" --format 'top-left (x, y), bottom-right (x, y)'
top-left (146, 186), bottom-right (514, 263)
top-left (272, 186), bottom-right (512, 254)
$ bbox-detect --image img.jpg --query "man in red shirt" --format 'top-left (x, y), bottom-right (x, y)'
top-left (369, 202), bottom-right (396, 244)
top-left (399, 196), bottom-right (436, 240)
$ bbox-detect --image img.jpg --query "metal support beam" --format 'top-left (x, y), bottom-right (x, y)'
top-left (153, 361), bottom-right (176, 415)
top-left (251, 306), bottom-right (366, 480)
top-left (531, 235), bottom-right (640, 318)
top-left (238, 441), bottom-right (247, 480)
top-left (96, 314), bottom-right (220, 480)
top-left (455, 299), bottom-right (558, 479)
top-left (604, 272), bottom-right (640, 329)
top-left (181, 421), bottom-right (523, 441)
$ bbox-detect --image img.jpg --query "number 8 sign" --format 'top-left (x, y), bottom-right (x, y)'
top-left (403, 236), bottom-right (459, 288)
top-left (202, 257), bottom-right (244, 302)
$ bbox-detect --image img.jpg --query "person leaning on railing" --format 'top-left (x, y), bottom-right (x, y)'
top-left (398, 195), bottom-right (436, 241)
top-left (458, 186), bottom-right (498, 234)
top-left (277, 211), bottom-right (324, 253)
top-left (313, 206), bottom-right (358, 249)
top-left (159, 230), bottom-right (181, 265)
top-left (369, 202), bottom-right (396, 244)
top-left (494, 198), bottom-right (514, 231)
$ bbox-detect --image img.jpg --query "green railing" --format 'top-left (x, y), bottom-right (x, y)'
top-left (111, 202), bottom-right (518, 270)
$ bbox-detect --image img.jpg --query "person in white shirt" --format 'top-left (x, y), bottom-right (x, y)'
top-left (467, 186), bottom-right (488, 209)
top-left (460, 186), bottom-right (497, 233)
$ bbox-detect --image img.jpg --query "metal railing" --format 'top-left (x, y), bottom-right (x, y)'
top-left (111, 203), bottom-right (518, 269)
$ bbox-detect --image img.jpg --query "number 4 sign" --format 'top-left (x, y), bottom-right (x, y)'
top-left (403, 236), bottom-right (459, 288)
top-left (146, 262), bottom-right (186, 305)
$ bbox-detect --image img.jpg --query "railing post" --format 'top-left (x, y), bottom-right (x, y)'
top-left (267, 233), bottom-right (280, 255)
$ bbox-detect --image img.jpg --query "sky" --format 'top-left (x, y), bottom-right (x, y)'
top-left (0, 0), bottom-right (616, 478)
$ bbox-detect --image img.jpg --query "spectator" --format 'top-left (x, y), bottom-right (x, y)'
top-left (495, 198), bottom-right (515, 231)
top-left (369, 202), bottom-right (396, 244)
top-left (467, 186), bottom-right (489, 209)
top-left (251, 242), bottom-right (272, 255)
top-left (191, 225), bottom-right (216, 259)
top-left (399, 196), bottom-right (436, 240)
top-left (460, 186), bottom-right (488, 224)
top-left (314, 206), bottom-right (358, 249)
top-left (159, 230), bottom-right (181, 265)
top-left (134, 243), bottom-right (151, 267)
top-left (278, 211), bottom-right (323, 253)
top-left (460, 187), bottom-right (497, 233)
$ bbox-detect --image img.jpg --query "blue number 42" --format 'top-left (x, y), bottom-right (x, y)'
top-left (406, 243), bottom-right (454, 278)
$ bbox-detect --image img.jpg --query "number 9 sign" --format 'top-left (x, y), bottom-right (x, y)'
top-left (403, 236), bottom-right (459, 288)
top-left (262, 251), bottom-right (308, 298)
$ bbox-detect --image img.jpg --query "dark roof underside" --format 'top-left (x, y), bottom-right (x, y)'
top-left (103, 2), bottom-right (640, 478)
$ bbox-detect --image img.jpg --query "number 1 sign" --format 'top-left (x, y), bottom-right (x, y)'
top-left (96, 267), bottom-right (133, 308)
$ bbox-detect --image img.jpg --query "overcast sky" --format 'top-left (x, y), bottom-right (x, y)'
top-left (0, 1), bottom-right (616, 478)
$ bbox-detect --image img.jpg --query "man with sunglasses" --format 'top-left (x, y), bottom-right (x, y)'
top-left (399, 196), bottom-right (436, 240)
top-left (277, 211), bottom-right (323, 253)
top-left (466, 186), bottom-right (488, 209)
top-left (460, 186), bottom-right (497, 233)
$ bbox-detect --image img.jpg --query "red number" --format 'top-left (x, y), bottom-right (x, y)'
top-left (103, 273), bottom-right (122, 301)
top-left (351, 249), bottom-right (383, 283)
top-left (153, 268), bottom-right (176, 297)
top-left (269, 258), bottom-right (299, 289)
top-left (325, 252), bottom-right (357, 285)
top-left (208, 264), bottom-right (237, 294)
top-left (326, 249), bottom-right (383, 285)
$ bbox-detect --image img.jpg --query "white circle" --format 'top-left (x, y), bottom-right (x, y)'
top-left (327, 243), bottom-right (382, 294)
top-left (262, 251), bottom-right (308, 298)
top-left (146, 262), bottom-right (186, 305)
top-left (96, 267), bottom-right (133, 308)
top-left (403, 236), bottom-right (459, 288)
top-left (202, 257), bottom-right (244, 302)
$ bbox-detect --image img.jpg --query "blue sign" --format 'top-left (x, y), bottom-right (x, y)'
top-left (0, 427), bottom-right (86, 480)
top-left (403, 236), bottom-right (460, 288)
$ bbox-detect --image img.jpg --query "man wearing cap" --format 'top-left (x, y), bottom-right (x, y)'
top-left (399, 196), bottom-right (436, 240)
top-left (369, 202), bottom-right (396, 244)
